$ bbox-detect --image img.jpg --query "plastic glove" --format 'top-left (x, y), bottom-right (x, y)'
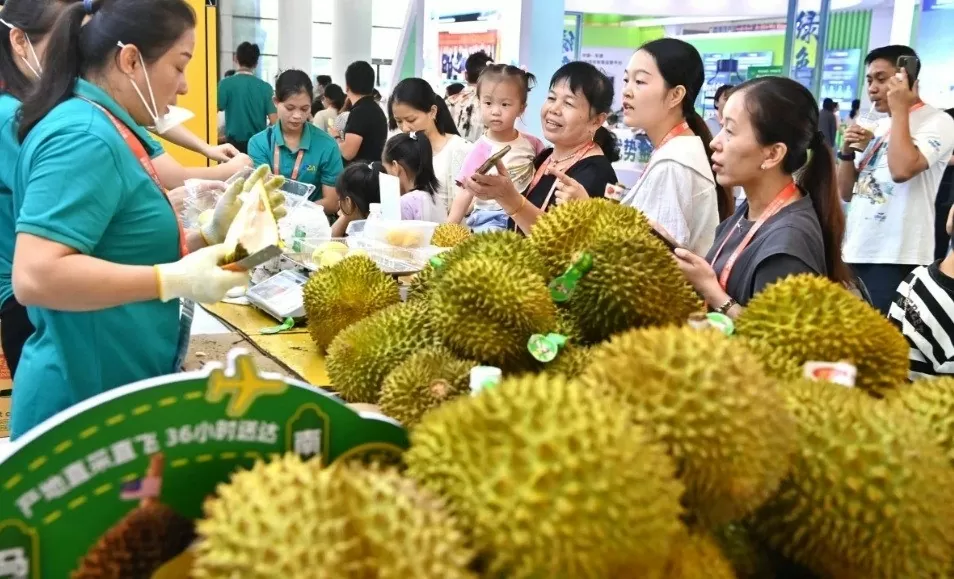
top-left (155, 244), bottom-right (249, 304)
top-left (200, 171), bottom-right (287, 245)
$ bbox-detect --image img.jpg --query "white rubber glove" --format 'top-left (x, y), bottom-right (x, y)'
top-left (155, 244), bottom-right (249, 304)
top-left (200, 170), bottom-right (288, 245)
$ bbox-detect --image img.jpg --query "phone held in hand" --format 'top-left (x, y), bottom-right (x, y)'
top-left (475, 145), bottom-right (512, 176)
top-left (649, 228), bottom-right (679, 253)
top-left (897, 55), bottom-right (919, 89)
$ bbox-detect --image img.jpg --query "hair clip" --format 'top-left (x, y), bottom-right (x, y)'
top-left (83, 0), bottom-right (97, 15)
top-left (409, 131), bottom-right (418, 140)
top-left (367, 163), bottom-right (375, 170)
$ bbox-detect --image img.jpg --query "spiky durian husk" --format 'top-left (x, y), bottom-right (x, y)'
top-left (378, 346), bottom-right (476, 427)
top-left (751, 380), bottom-right (954, 579)
top-left (303, 255), bottom-right (401, 353)
top-left (431, 223), bottom-right (472, 247)
top-left (579, 326), bottom-right (796, 528)
top-left (326, 300), bottom-right (440, 403)
top-left (406, 374), bottom-right (685, 579)
top-left (735, 274), bottom-right (909, 398)
top-left (429, 255), bottom-right (558, 370)
top-left (193, 454), bottom-right (476, 579)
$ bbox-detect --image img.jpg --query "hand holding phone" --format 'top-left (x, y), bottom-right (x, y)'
top-left (897, 55), bottom-right (919, 89)
top-left (475, 145), bottom-right (512, 175)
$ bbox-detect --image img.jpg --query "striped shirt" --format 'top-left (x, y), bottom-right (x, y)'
top-left (888, 261), bottom-right (954, 380)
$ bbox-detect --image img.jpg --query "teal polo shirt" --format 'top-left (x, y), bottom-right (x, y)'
top-left (218, 73), bottom-right (276, 143)
top-left (0, 94), bottom-right (22, 309)
top-left (248, 122), bottom-right (343, 202)
top-left (10, 79), bottom-right (179, 439)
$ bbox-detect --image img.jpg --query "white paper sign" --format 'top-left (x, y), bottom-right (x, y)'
top-left (378, 172), bottom-right (403, 221)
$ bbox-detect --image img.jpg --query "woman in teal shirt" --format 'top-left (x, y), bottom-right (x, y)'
top-left (249, 69), bottom-right (343, 216)
top-left (9, 0), bottom-right (270, 439)
top-left (0, 0), bottom-right (68, 380)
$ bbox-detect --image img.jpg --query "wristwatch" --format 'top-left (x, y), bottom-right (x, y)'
top-left (837, 151), bottom-right (856, 162)
top-left (714, 297), bottom-right (737, 315)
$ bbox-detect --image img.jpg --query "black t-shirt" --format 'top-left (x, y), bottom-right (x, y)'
top-left (706, 195), bottom-right (827, 305)
top-left (343, 95), bottom-right (387, 164)
top-left (509, 150), bottom-right (617, 231)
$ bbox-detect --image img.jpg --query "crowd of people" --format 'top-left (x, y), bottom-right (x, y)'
top-left (1, 0), bottom-right (953, 439)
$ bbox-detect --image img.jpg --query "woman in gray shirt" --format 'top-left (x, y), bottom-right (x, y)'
top-left (669, 76), bottom-right (853, 317)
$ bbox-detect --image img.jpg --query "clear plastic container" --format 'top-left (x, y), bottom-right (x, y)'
top-left (345, 219), bottom-right (367, 238)
top-left (364, 220), bottom-right (439, 249)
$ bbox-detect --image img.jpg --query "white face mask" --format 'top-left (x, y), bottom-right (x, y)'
top-left (116, 41), bottom-right (194, 134)
top-left (1, 19), bottom-right (42, 79)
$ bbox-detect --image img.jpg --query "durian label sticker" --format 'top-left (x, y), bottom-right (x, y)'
top-left (0, 349), bottom-right (408, 579)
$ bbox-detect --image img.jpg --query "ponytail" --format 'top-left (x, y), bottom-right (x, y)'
top-left (18, 0), bottom-right (195, 142)
top-left (432, 94), bottom-right (459, 136)
top-left (17, 1), bottom-right (85, 141)
top-left (798, 132), bottom-right (852, 285)
top-left (594, 126), bottom-right (620, 163)
top-left (383, 131), bottom-right (440, 198)
top-left (683, 102), bottom-right (733, 221)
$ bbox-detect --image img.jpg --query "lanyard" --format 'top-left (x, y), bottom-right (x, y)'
top-left (528, 141), bottom-right (596, 195)
top-left (857, 102), bottom-right (925, 172)
top-left (632, 121), bottom-right (692, 191)
top-left (81, 98), bottom-right (189, 258)
top-left (272, 127), bottom-right (305, 181)
top-left (710, 181), bottom-right (799, 291)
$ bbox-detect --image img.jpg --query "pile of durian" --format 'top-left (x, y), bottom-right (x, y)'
top-left (189, 199), bottom-right (954, 578)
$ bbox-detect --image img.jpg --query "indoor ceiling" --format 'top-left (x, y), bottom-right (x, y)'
top-left (564, 0), bottom-right (892, 17)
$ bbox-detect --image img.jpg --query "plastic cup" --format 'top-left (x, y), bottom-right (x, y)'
top-left (850, 117), bottom-right (878, 152)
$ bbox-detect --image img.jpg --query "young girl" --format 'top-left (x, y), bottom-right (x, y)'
top-left (382, 131), bottom-right (446, 223)
top-left (449, 64), bottom-right (545, 232)
top-left (330, 162), bottom-right (383, 237)
top-left (388, 77), bottom-right (473, 214)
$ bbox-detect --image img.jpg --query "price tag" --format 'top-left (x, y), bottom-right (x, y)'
top-left (528, 333), bottom-right (568, 363)
top-left (548, 252), bottom-right (593, 303)
top-left (803, 361), bottom-right (857, 388)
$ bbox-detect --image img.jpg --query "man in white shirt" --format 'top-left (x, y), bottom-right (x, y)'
top-left (837, 45), bottom-right (954, 314)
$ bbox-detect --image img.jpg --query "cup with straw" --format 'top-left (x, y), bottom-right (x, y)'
top-left (851, 103), bottom-right (879, 151)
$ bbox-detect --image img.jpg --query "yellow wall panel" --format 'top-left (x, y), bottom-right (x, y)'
top-left (158, 0), bottom-right (218, 169)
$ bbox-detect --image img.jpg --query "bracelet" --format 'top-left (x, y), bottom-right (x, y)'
top-left (837, 151), bottom-right (856, 162)
top-left (714, 297), bottom-right (737, 315)
top-left (507, 196), bottom-right (527, 217)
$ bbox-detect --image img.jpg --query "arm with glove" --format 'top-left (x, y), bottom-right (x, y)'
top-left (15, 162), bottom-right (287, 309)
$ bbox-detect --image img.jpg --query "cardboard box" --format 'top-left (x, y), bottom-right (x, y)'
top-left (0, 341), bottom-right (12, 439)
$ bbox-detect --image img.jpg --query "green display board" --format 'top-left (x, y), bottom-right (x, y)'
top-left (748, 65), bottom-right (784, 79)
top-left (0, 349), bottom-right (408, 578)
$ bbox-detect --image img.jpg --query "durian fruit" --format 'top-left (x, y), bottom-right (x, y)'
top-left (405, 374), bottom-right (685, 579)
top-left (407, 230), bottom-right (545, 300)
top-left (562, 226), bottom-right (702, 343)
top-left (193, 454), bottom-right (476, 579)
top-left (538, 344), bottom-right (590, 378)
top-left (431, 223), bottom-right (472, 247)
top-left (711, 524), bottom-right (783, 579)
top-left (379, 346), bottom-right (476, 427)
top-left (429, 255), bottom-right (558, 370)
top-left (579, 326), bottom-right (796, 527)
top-left (74, 454), bottom-right (195, 579)
top-left (659, 532), bottom-right (737, 579)
top-left (751, 379), bottom-right (954, 579)
top-left (302, 255), bottom-right (401, 353)
top-left (891, 377), bottom-right (954, 465)
top-left (222, 165), bottom-right (286, 263)
top-left (326, 300), bottom-right (440, 403)
top-left (529, 198), bottom-right (650, 277)
top-left (735, 274), bottom-right (909, 398)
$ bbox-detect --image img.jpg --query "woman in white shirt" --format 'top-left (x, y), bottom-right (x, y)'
top-left (619, 38), bottom-right (734, 254)
top-left (388, 78), bottom-right (472, 214)
top-left (312, 83), bottom-right (345, 134)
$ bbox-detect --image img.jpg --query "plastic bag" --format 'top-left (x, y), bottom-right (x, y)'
top-left (179, 179), bottom-right (227, 230)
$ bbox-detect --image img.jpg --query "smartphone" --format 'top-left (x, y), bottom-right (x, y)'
top-left (475, 145), bottom-right (512, 175)
top-left (897, 55), bottom-right (919, 88)
top-left (649, 227), bottom-right (679, 253)
top-left (220, 244), bottom-right (283, 272)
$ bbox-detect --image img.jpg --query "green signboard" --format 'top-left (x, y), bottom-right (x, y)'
top-left (0, 349), bottom-right (408, 578)
top-left (747, 65), bottom-right (784, 79)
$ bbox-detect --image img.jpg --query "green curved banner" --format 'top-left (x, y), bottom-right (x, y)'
top-left (0, 349), bottom-right (408, 578)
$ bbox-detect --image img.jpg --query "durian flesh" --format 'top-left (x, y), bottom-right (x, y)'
top-left (222, 165), bottom-right (284, 264)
